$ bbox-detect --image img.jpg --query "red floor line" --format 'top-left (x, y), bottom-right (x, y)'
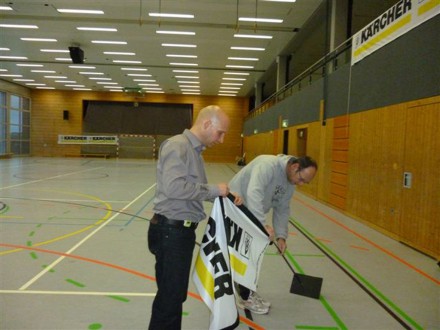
top-left (0, 243), bottom-right (265, 330)
top-left (294, 197), bottom-right (440, 285)
top-left (350, 245), bottom-right (370, 251)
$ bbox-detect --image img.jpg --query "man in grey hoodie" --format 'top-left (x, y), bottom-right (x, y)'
top-left (229, 154), bottom-right (318, 314)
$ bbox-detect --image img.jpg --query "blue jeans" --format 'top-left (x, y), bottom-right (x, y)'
top-left (147, 221), bottom-right (196, 330)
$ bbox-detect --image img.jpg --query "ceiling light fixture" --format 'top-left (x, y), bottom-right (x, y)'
top-left (21, 38), bottom-right (57, 42)
top-left (238, 17), bottom-right (283, 23)
top-left (41, 49), bottom-right (69, 53)
top-left (234, 34), bottom-right (272, 39)
top-left (112, 60), bottom-right (142, 64)
top-left (149, 13), bottom-right (194, 18)
top-left (104, 52), bottom-right (135, 55)
top-left (225, 65), bottom-right (254, 69)
top-left (228, 57), bottom-right (259, 61)
top-left (92, 40), bottom-right (127, 45)
top-left (0, 56), bottom-right (28, 60)
top-left (77, 27), bottom-right (117, 32)
top-left (16, 64), bottom-right (43, 67)
top-left (57, 9), bottom-right (104, 14)
top-left (231, 46), bottom-right (265, 51)
top-left (170, 62), bottom-right (198, 66)
top-left (162, 43), bottom-right (196, 48)
top-left (0, 24), bottom-right (38, 29)
top-left (166, 54), bottom-right (197, 58)
top-left (0, 5), bottom-right (13, 10)
top-left (157, 30), bottom-right (195, 36)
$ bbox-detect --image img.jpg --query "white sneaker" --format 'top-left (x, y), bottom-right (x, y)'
top-left (236, 291), bottom-right (269, 314)
top-left (252, 291), bottom-right (271, 308)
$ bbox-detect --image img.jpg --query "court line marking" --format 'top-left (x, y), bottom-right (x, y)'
top-left (0, 289), bottom-right (156, 297)
top-left (0, 167), bottom-right (104, 191)
top-left (294, 195), bottom-right (439, 285)
top-left (0, 243), bottom-right (265, 330)
top-left (18, 183), bottom-right (156, 291)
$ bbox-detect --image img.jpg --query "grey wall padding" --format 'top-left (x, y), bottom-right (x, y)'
top-left (83, 101), bottom-right (193, 135)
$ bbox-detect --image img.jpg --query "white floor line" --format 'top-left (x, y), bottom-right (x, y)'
top-left (18, 183), bottom-right (157, 291)
top-left (0, 289), bottom-right (156, 297)
top-left (0, 167), bottom-right (104, 191)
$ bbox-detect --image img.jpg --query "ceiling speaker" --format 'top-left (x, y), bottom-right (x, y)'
top-left (68, 46), bottom-right (84, 64)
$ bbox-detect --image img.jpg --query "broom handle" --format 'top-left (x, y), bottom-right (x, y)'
top-left (273, 241), bottom-right (297, 276)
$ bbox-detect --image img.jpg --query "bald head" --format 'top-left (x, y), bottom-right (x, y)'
top-left (191, 105), bottom-right (230, 147)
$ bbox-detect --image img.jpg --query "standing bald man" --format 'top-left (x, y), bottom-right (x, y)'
top-left (147, 105), bottom-right (241, 329)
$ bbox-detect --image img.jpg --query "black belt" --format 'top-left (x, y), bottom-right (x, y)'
top-left (151, 213), bottom-right (198, 229)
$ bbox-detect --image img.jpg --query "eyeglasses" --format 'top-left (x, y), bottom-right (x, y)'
top-left (296, 169), bottom-right (309, 184)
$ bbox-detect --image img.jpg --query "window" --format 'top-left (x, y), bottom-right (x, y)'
top-left (0, 92), bottom-right (30, 156)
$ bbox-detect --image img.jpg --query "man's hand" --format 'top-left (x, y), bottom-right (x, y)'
top-left (217, 183), bottom-right (230, 197)
top-left (276, 238), bottom-right (287, 255)
top-left (230, 192), bottom-right (243, 205)
top-left (264, 225), bottom-right (275, 241)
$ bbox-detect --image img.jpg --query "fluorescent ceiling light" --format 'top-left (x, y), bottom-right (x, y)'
top-left (228, 57), bottom-right (259, 61)
top-left (88, 77), bottom-right (112, 80)
top-left (173, 70), bottom-right (199, 73)
top-left (41, 49), bottom-right (69, 53)
top-left (31, 70), bottom-right (56, 73)
top-left (96, 82), bottom-right (118, 85)
top-left (77, 27), bottom-right (117, 32)
top-left (57, 9), bottom-right (104, 14)
top-left (36, 86), bottom-right (55, 89)
top-left (0, 47), bottom-right (10, 51)
top-left (79, 72), bottom-right (104, 75)
top-left (0, 6), bottom-right (13, 10)
top-left (13, 79), bottom-right (34, 82)
top-left (220, 87), bottom-right (240, 90)
top-left (0, 24), bottom-right (38, 29)
top-left (44, 76), bottom-right (67, 79)
top-left (121, 68), bottom-right (148, 71)
top-left (239, 17), bottom-right (283, 23)
top-left (55, 80), bottom-right (77, 83)
top-left (231, 46), bottom-right (265, 51)
top-left (26, 83), bottom-right (46, 86)
top-left (69, 65), bottom-right (96, 69)
top-left (166, 54), bottom-right (197, 58)
top-left (104, 52), bottom-right (135, 55)
top-left (226, 65), bottom-right (254, 69)
top-left (137, 83), bottom-right (159, 86)
top-left (221, 82), bottom-right (243, 86)
top-left (234, 34), bottom-right (272, 39)
top-left (92, 40), bottom-right (127, 45)
top-left (73, 88), bottom-right (92, 91)
top-left (177, 81), bottom-right (199, 84)
top-left (224, 71), bottom-right (250, 75)
top-left (0, 56), bottom-right (28, 60)
top-left (179, 85), bottom-right (200, 88)
top-left (133, 79), bottom-right (156, 82)
top-left (142, 87), bottom-right (162, 90)
top-left (170, 62), bottom-right (198, 66)
top-left (222, 77), bottom-right (246, 81)
top-left (174, 76), bottom-right (199, 79)
top-left (21, 38), bottom-right (57, 42)
top-left (149, 13), bottom-right (194, 18)
top-left (112, 60), bottom-right (142, 64)
top-left (16, 64), bottom-right (43, 67)
top-left (127, 74), bottom-right (152, 77)
top-left (65, 85), bottom-right (85, 87)
top-left (0, 74), bottom-right (23, 77)
top-left (157, 30), bottom-right (195, 36)
top-left (162, 43), bottom-right (196, 48)
top-left (55, 58), bottom-right (72, 61)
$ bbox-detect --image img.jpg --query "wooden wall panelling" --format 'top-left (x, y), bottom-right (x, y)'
top-left (30, 90), bottom-right (248, 162)
top-left (317, 117), bottom-right (334, 203)
top-left (399, 100), bottom-right (440, 258)
top-left (347, 105), bottom-right (406, 234)
top-left (329, 115), bottom-right (349, 210)
top-left (242, 131), bottom-right (276, 163)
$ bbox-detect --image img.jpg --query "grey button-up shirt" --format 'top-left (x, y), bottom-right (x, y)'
top-left (153, 129), bottom-right (221, 222)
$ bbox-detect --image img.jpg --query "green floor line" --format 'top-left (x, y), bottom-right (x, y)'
top-left (107, 295), bottom-right (130, 302)
top-left (296, 326), bottom-right (339, 330)
top-left (292, 218), bottom-right (423, 330)
top-left (285, 251), bottom-right (347, 330)
top-left (65, 279), bottom-right (86, 288)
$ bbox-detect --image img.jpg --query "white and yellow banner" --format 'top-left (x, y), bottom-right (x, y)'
top-left (352, 0), bottom-right (440, 65)
top-left (58, 135), bottom-right (118, 145)
top-left (193, 196), bottom-right (270, 330)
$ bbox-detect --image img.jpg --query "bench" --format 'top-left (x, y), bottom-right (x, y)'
top-left (65, 153), bottom-right (110, 159)
top-left (0, 153), bottom-right (13, 159)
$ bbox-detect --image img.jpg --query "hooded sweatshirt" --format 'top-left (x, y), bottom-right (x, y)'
top-left (229, 154), bottom-right (295, 240)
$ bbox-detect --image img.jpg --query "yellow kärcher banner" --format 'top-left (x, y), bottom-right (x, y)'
top-left (58, 135), bottom-right (118, 145)
top-left (352, 0), bottom-right (439, 65)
